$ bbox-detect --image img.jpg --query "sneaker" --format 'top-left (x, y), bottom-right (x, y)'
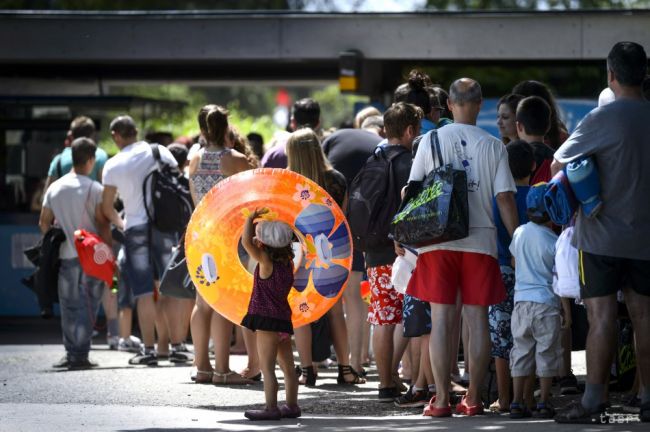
top-left (52, 356), bottom-right (70, 369)
top-left (68, 358), bottom-right (98, 370)
top-left (107, 335), bottom-right (119, 351)
top-left (378, 387), bottom-right (400, 403)
top-left (559, 372), bottom-right (580, 395)
top-left (458, 372), bottom-right (470, 387)
top-left (394, 386), bottom-right (429, 408)
top-left (128, 347), bottom-right (158, 366)
top-left (533, 401), bottom-right (556, 419)
top-left (169, 343), bottom-right (194, 364)
top-left (509, 402), bottom-right (532, 419)
top-left (554, 402), bottom-right (608, 424)
top-left (640, 401), bottom-right (650, 423)
top-left (622, 394), bottom-right (641, 414)
top-left (118, 336), bottom-right (142, 353)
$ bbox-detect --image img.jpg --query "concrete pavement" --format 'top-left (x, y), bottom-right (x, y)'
top-left (0, 319), bottom-right (646, 431)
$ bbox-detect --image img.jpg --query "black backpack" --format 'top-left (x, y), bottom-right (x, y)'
top-left (347, 145), bottom-right (409, 252)
top-left (143, 144), bottom-right (193, 233)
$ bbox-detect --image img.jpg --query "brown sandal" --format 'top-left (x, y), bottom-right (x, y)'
top-left (337, 365), bottom-right (366, 385)
top-left (212, 370), bottom-right (254, 385)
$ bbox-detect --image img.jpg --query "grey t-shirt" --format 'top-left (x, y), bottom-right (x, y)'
top-left (43, 173), bottom-right (104, 259)
top-left (554, 98), bottom-right (650, 260)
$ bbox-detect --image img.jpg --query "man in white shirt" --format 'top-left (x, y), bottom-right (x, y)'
top-left (407, 79), bottom-right (519, 417)
top-left (101, 115), bottom-right (192, 366)
top-left (40, 137), bottom-right (109, 369)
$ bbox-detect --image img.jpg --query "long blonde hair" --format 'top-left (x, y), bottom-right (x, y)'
top-left (286, 128), bottom-right (331, 187)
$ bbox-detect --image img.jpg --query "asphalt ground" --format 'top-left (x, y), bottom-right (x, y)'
top-left (0, 317), bottom-right (646, 431)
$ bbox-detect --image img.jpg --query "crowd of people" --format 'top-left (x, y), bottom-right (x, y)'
top-left (38, 41), bottom-right (649, 424)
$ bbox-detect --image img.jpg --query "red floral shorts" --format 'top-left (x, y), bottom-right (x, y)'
top-left (367, 265), bottom-right (403, 326)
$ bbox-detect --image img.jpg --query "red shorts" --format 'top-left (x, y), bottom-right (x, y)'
top-left (367, 265), bottom-right (403, 326)
top-left (406, 250), bottom-right (505, 306)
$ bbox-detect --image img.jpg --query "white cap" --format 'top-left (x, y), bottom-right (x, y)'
top-left (255, 221), bottom-right (293, 248)
top-left (598, 87), bottom-right (615, 107)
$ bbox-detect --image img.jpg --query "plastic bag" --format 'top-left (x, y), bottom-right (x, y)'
top-left (391, 248), bottom-right (418, 294)
top-left (552, 226), bottom-right (580, 299)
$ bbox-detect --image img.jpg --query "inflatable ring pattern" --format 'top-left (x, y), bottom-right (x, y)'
top-left (185, 168), bottom-right (353, 328)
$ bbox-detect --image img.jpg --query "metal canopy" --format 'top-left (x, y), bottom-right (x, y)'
top-left (0, 10), bottom-right (649, 63)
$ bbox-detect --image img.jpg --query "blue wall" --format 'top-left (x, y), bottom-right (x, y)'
top-left (477, 98), bottom-right (597, 138)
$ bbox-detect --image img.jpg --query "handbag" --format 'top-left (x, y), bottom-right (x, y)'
top-left (390, 130), bottom-right (469, 248)
top-left (74, 184), bottom-right (115, 285)
top-left (159, 237), bottom-right (196, 299)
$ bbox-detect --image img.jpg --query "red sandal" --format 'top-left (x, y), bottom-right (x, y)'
top-left (423, 395), bottom-right (452, 417)
top-left (455, 395), bottom-right (485, 416)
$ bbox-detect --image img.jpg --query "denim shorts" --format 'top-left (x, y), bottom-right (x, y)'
top-left (116, 247), bottom-right (133, 309)
top-left (121, 223), bottom-right (177, 298)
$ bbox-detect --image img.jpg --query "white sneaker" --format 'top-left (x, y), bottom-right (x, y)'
top-left (108, 335), bottom-right (119, 350)
top-left (118, 336), bottom-right (142, 353)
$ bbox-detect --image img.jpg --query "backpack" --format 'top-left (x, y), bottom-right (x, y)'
top-left (143, 144), bottom-right (193, 233)
top-left (347, 145), bottom-right (409, 252)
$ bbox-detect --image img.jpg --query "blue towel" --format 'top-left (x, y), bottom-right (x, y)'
top-left (544, 169), bottom-right (578, 225)
top-left (566, 157), bottom-right (602, 219)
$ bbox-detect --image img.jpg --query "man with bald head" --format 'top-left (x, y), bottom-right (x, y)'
top-left (406, 78), bottom-right (519, 416)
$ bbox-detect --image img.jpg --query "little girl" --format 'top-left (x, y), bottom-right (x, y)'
top-left (241, 208), bottom-right (300, 421)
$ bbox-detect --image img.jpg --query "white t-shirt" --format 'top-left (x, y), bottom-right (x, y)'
top-left (408, 125), bottom-right (516, 258)
top-left (42, 173), bottom-right (103, 259)
top-left (102, 141), bottom-right (178, 230)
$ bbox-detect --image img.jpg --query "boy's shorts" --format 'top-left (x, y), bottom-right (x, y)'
top-left (510, 301), bottom-right (562, 378)
top-left (488, 265), bottom-right (516, 359)
top-left (402, 294), bottom-right (431, 338)
top-left (407, 250), bottom-right (505, 306)
top-left (122, 223), bottom-right (177, 298)
top-left (367, 265), bottom-right (403, 326)
top-left (579, 250), bottom-right (650, 298)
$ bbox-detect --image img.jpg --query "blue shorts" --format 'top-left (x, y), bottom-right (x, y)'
top-left (488, 265), bottom-right (515, 359)
top-left (121, 223), bottom-right (177, 299)
top-left (402, 294), bottom-right (431, 338)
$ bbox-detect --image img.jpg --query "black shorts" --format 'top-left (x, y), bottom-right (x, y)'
top-left (351, 249), bottom-right (366, 272)
top-left (578, 250), bottom-right (650, 298)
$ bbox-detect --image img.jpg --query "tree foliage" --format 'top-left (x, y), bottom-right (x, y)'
top-left (2, 0), bottom-right (648, 10)
top-left (423, 0), bottom-right (649, 10)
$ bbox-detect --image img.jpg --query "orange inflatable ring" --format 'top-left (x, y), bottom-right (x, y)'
top-left (185, 168), bottom-right (353, 328)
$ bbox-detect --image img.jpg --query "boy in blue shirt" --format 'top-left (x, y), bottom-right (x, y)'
top-left (509, 183), bottom-right (567, 419)
top-left (488, 140), bottom-right (534, 413)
